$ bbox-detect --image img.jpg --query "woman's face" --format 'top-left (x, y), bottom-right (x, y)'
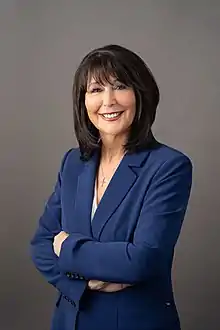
top-left (85, 76), bottom-right (136, 138)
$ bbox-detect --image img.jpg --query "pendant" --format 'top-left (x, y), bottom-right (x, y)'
top-left (101, 177), bottom-right (107, 187)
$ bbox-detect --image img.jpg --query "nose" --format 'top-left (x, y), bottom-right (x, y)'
top-left (103, 88), bottom-right (116, 108)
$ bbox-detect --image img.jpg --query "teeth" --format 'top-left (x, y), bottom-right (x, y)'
top-left (102, 112), bottom-right (121, 119)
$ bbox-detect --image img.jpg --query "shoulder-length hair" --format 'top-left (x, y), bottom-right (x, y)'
top-left (72, 44), bottom-right (160, 161)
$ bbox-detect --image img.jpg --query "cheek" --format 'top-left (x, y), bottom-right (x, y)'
top-left (85, 96), bottom-right (100, 114)
top-left (120, 92), bottom-right (136, 111)
top-left (125, 99), bottom-right (136, 119)
top-left (85, 97), bottom-right (101, 126)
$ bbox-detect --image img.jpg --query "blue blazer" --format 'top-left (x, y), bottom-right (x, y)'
top-left (30, 143), bottom-right (192, 330)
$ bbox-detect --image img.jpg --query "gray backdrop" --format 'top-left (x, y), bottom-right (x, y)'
top-left (1, 1), bottom-right (219, 329)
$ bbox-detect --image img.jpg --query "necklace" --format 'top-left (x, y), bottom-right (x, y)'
top-left (100, 164), bottom-right (108, 187)
top-left (99, 163), bottom-right (119, 187)
top-left (99, 153), bottom-right (125, 188)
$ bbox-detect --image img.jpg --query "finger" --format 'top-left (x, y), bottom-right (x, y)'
top-left (88, 280), bottom-right (107, 290)
top-left (100, 283), bottom-right (131, 292)
top-left (88, 280), bottom-right (103, 288)
top-left (100, 283), bottom-right (123, 292)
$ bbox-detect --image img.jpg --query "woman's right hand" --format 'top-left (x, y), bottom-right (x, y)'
top-left (88, 280), bottom-right (131, 292)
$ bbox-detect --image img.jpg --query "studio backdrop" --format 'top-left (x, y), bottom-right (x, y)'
top-left (1, 1), bottom-right (219, 329)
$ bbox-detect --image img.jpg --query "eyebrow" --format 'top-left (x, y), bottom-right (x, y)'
top-left (87, 82), bottom-right (100, 88)
top-left (87, 79), bottom-right (120, 88)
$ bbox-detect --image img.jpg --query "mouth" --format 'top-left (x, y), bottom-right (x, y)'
top-left (99, 111), bottom-right (124, 121)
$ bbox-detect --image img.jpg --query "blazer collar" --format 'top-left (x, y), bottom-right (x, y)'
top-left (74, 148), bottom-right (152, 239)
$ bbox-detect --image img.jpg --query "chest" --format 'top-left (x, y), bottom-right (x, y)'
top-left (61, 173), bottom-right (149, 242)
top-left (60, 151), bottom-right (157, 241)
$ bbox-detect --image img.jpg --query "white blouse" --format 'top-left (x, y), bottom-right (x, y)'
top-left (91, 180), bottom-right (98, 221)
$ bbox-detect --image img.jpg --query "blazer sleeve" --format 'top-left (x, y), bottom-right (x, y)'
top-left (58, 154), bottom-right (193, 284)
top-left (30, 149), bottom-right (87, 307)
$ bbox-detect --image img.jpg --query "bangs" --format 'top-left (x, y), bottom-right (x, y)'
top-left (80, 53), bottom-right (132, 89)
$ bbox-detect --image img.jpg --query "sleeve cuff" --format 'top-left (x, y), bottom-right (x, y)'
top-left (56, 275), bottom-right (87, 310)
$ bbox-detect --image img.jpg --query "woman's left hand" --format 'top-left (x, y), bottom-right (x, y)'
top-left (53, 231), bottom-right (69, 257)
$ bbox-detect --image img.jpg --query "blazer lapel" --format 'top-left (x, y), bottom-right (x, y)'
top-left (92, 150), bottom-right (151, 239)
top-left (73, 151), bottom-right (99, 237)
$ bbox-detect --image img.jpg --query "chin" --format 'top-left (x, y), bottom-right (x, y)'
top-left (100, 128), bottom-right (124, 136)
top-left (99, 127), bottom-right (130, 139)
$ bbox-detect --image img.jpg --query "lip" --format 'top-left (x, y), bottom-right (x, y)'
top-left (99, 111), bottom-right (124, 121)
top-left (99, 111), bottom-right (124, 115)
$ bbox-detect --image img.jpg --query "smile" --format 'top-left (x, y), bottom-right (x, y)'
top-left (100, 112), bottom-right (123, 120)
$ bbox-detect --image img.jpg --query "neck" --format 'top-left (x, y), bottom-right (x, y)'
top-left (100, 134), bottom-right (126, 163)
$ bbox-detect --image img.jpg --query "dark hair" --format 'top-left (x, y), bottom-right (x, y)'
top-left (72, 44), bottom-right (160, 161)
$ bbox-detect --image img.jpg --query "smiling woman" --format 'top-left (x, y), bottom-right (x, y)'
top-left (30, 44), bottom-right (192, 330)
top-left (72, 44), bottom-right (159, 160)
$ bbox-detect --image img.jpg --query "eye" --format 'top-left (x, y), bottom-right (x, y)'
top-left (90, 87), bottom-right (102, 93)
top-left (114, 83), bottom-right (127, 90)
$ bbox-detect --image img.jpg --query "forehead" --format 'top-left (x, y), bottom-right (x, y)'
top-left (88, 75), bottom-right (117, 85)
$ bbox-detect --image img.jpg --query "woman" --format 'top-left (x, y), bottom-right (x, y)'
top-left (30, 44), bottom-right (192, 330)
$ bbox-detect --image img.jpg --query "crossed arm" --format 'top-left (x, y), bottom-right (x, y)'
top-left (53, 231), bottom-right (131, 292)
top-left (30, 151), bottom-right (131, 301)
top-left (31, 153), bottom-right (192, 301)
